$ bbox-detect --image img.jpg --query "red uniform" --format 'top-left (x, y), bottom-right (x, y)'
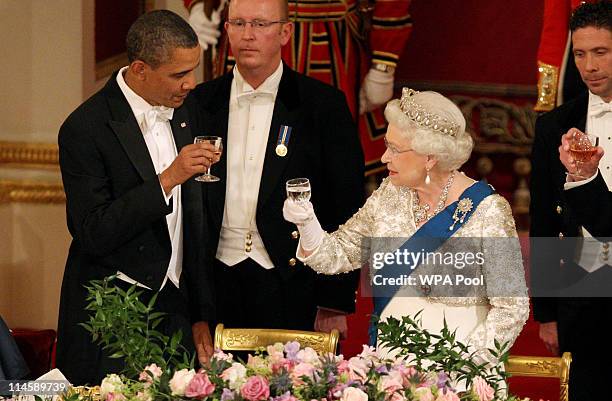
top-left (535, 0), bottom-right (592, 111)
top-left (185, 0), bottom-right (412, 173)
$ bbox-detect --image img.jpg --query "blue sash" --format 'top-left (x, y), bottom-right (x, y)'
top-left (368, 180), bottom-right (494, 345)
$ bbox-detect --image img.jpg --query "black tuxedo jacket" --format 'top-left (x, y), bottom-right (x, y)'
top-left (189, 66), bottom-right (364, 315)
top-left (566, 172), bottom-right (612, 237)
top-left (56, 75), bottom-right (213, 382)
top-left (530, 91), bottom-right (612, 358)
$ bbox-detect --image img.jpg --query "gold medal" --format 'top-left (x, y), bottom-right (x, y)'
top-left (275, 144), bottom-right (288, 157)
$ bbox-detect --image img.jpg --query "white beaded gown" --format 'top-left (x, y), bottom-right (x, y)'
top-left (299, 177), bottom-right (529, 364)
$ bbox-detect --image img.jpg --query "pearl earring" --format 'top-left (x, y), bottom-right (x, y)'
top-left (425, 166), bottom-right (431, 185)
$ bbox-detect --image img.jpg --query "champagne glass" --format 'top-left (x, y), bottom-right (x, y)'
top-left (286, 178), bottom-right (311, 203)
top-left (194, 135), bottom-right (223, 182)
top-left (569, 131), bottom-right (599, 179)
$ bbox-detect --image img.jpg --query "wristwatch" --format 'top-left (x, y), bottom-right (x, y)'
top-left (373, 63), bottom-right (395, 73)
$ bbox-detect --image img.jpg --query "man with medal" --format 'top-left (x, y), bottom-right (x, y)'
top-left (188, 0), bottom-right (364, 340)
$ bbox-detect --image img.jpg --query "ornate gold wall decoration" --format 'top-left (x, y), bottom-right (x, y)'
top-left (451, 96), bottom-right (536, 155)
top-left (449, 96), bottom-right (536, 227)
top-left (0, 141), bottom-right (63, 204)
top-left (0, 141), bottom-right (59, 169)
top-left (0, 180), bottom-right (65, 204)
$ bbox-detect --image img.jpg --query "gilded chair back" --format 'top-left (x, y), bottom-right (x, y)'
top-left (214, 324), bottom-right (339, 355)
top-left (506, 352), bottom-right (572, 401)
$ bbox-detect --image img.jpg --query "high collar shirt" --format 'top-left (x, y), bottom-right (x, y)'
top-left (216, 62), bottom-right (283, 269)
top-left (564, 91), bottom-right (612, 272)
top-left (116, 66), bottom-right (183, 289)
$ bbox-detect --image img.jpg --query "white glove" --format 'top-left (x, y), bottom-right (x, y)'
top-left (359, 67), bottom-right (395, 114)
top-left (188, 2), bottom-right (222, 50)
top-left (283, 199), bottom-right (325, 251)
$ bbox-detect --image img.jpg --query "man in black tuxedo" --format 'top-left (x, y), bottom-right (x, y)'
top-left (530, 3), bottom-right (612, 400)
top-left (189, 0), bottom-right (364, 335)
top-left (56, 10), bottom-right (218, 385)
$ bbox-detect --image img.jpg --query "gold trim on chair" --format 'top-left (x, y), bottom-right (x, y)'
top-left (506, 352), bottom-right (571, 401)
top-left (214, 323), bottom-right (339, 355)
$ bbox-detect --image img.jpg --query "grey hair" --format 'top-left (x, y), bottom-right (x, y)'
top-left (126, 10), bottom-right (198, 68)
top-left (384, 91), bottom-right (473, 171)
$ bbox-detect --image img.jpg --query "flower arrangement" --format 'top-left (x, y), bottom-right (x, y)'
top-left (90, 341), bottom-right (531, 401)
top-left (64, 277), bottom-right (531, 401)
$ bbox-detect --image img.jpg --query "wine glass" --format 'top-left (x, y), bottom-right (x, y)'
top-left (569, 131), bottom-right (599, 179)
top-left (286, 178), bottom-right (311, 203)
top-left (194, 135), bottom-right (223, 182)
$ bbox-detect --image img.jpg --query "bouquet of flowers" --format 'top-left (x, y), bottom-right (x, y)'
top-left (65, 277), bottom-right (529, 401)
top-left (92, 342), bottom-right (515, 401)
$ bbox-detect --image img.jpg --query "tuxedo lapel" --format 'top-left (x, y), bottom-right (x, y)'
top-left (566, 92), bottom-right (589, 133)
top-left (105, 77), bottom-right (158, 182)
top-left (170, 105), bottom-right (193, 151)
top-left (200, 74), bottom-right (232, 229)
top-left (257, 68), bottom-right (301, 210)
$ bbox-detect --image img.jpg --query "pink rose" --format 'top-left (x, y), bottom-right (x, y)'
top-left (413, 387), bottom-right (434, 401)
top-left (106, 393), bottom-right (126, 401)
top-left (297, 348), bottom-right (320, 365)
top-left (435, 390), bottom-right (460, 401)
top-left (139, 363), bottom-right (163, 383)
top-left (221, 363), bottom-right (248, 390)
top-left (214, 350), bottom-right (234, 362)
top-left (185, 372), bottom-right (216, 398)
top-left (169, 368), bottom-right (196, 396)
top-left (240, 376), bottom-right (270, 401)
top-left (290, 362), bottom-right (316, 386)
top-left (337, 360), bottom-right (350, 374)
top-left (271, 359), bottom-right (292, 374)
top-left (472, 377), bottom-right (494, 401)
top-left (379, 370), bottom-right (403, 396)
top-left (340, 387), bottom-right (368, 401)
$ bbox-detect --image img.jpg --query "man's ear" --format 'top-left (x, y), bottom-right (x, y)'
top-left (129, 60), bottom-right (148, 81)
top-left (280, 21), bottom-right (293, 46)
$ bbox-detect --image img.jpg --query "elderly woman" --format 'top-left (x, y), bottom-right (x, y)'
top-left (283, 88), bottom-right (529, 364)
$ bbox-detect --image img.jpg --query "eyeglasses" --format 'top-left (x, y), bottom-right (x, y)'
top-left (384, 137), bottom-right (413, 156)
top-left (227, 19), bottom-right (288, 31)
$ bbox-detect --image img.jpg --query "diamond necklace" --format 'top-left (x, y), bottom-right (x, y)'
top-left (412, 171), bottom-right (456, 225)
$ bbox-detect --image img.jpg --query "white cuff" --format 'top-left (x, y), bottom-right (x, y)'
top-left (563, 170), bottom-right (598, 190)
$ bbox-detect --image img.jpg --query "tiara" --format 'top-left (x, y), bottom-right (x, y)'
top-left (399, 88), bottom-right (460, 137)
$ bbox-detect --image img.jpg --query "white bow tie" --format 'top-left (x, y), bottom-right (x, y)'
top-left (142, 106), bottom-right (174, 132)
top-left (589, 102), bottom-right (612, 118)
top-left (236, 90), bottom-right (274, 107)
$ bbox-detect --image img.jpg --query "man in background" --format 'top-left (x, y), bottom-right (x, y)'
top-left (530, 2), bottom-right (612, 399)
top-left (185, 0), bottom-right (413, 174)
top-left (189, 0), bottom-right (364, 336)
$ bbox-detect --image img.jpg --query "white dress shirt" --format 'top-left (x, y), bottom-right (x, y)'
top-left (216, 62), bottom-right (284, 269)
top-left (564, 91), bottom-right (612, 272)
top-left (116, 66), bottom-right (183, 289)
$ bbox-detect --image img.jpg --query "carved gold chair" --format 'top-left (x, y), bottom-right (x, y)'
top-left (505, 352), bottom-right (572, 401)
top-left (214, 323), bottom-right (340, 355)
